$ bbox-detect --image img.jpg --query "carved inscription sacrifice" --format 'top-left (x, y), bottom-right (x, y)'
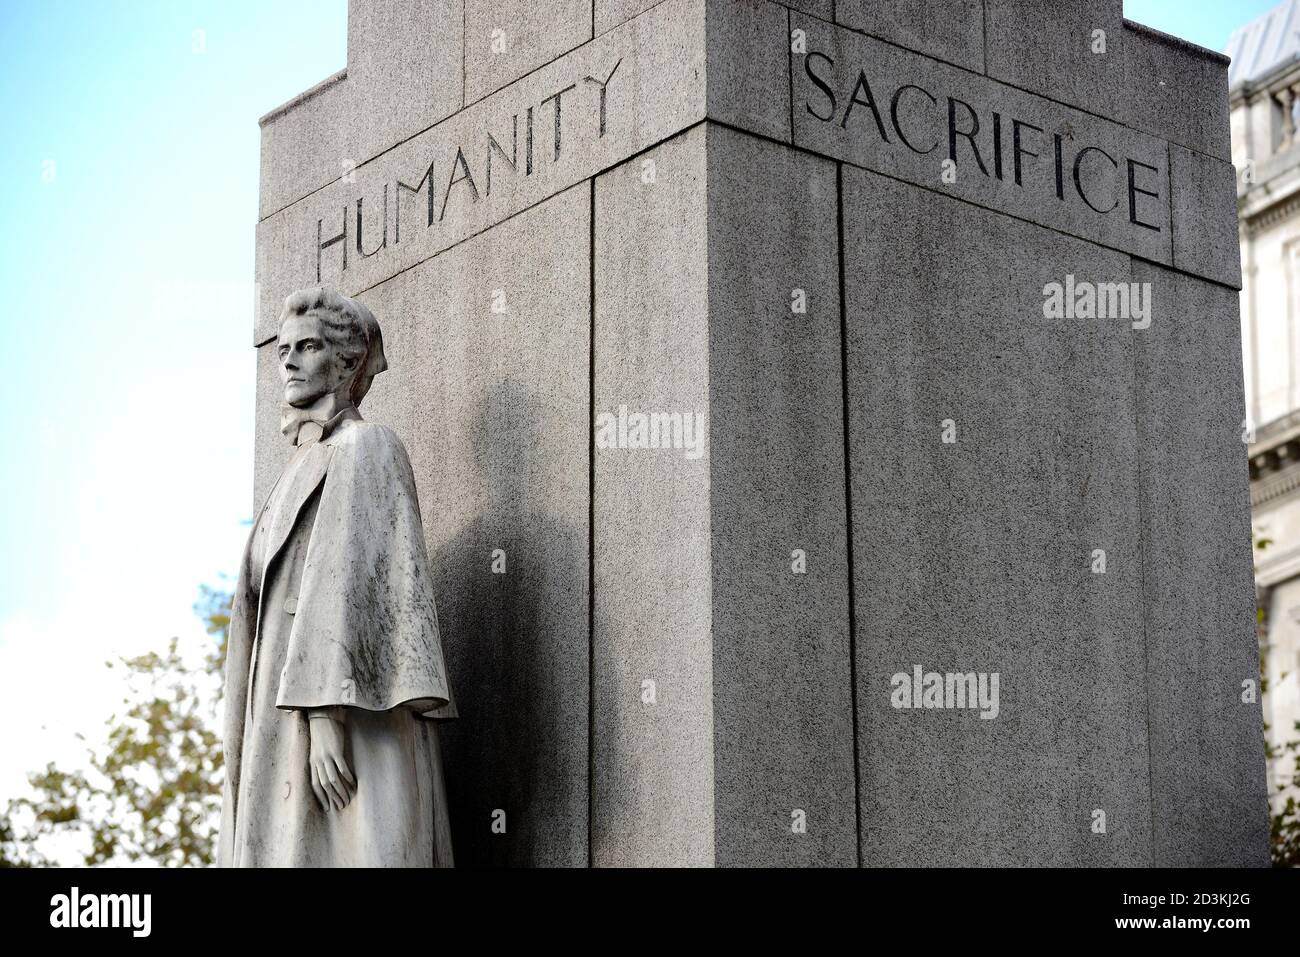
top-left (801, 52), bottom-right (1164, 233)
top-left (789, 19), bottom-right (1172, 260)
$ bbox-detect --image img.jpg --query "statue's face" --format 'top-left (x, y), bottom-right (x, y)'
top-left (278, 313), bottom-right (348, 407)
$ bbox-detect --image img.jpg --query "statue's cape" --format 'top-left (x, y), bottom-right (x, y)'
top-left (272, 418), bottom-right (455, 717)
top-left (218, 417), bottom-right (454, 866)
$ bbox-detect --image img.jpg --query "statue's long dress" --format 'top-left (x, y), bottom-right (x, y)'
top-left (219, 414), bottom-right (455, 867)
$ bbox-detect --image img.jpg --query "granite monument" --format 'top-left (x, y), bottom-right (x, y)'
top-left (247, 0), bottom-right (1268, 867)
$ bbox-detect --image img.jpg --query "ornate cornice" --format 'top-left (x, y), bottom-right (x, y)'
top-left (1232, 54), bottom-right (1300, 107)
top-left (1254, 538), bottom-right (1300, 587)
top-left (1244, 187), bottom-right (1300, 235)
top-left (1252, 408), bottom-right (1300, 448)
top-left (1253, 461), bottom-right (1300, 506)
top-left (1248, 413), bottom-right (1300, 501)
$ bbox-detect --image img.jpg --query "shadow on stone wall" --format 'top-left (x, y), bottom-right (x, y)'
top-left (431, 378), bottom-right (588, 866)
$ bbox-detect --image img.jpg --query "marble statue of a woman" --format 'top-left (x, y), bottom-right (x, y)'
top-left (219, 287), bottom-right (456, 867)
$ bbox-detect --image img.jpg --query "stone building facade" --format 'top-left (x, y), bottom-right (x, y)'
top-left (1230, 0), bottom-right (1300, 806)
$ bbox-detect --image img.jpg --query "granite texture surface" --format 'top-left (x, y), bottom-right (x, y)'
top-left (250, 0), bottom-right (1267, 866)
top-left (706, 124), bottom-right (856, 867)
top-left (593, 126), bottom-right (715, 866)
top-left (836, 0), bottom-right (986, 73)
top-left (842, 166), bottom-right (1152, 866)
top-left (1133, 261), bottom-right (1269, 867)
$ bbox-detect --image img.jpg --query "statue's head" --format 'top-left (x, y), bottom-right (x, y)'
top-left (276, 287), bottom-right (388, 408)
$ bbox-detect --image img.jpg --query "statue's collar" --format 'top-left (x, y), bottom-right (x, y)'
top-left (280, 391), bottom-right (359, 448)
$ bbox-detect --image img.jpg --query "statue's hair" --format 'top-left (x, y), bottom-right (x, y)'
top-left (277, 287), bottom-right (388, 406)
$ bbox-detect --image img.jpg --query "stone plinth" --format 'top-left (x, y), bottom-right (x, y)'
top-left (252, 0), bottom-right (1268, 866)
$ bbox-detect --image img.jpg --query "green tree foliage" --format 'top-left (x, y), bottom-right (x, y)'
top-left (1269, 725), bottom-right (1300, 867)
top-left (1255, 533), bottom-right (1300, 867)
top-left (0, 585), bottom-right (229, 867)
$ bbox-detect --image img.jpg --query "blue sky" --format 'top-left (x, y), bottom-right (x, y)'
top-left (0, 0), bottom-right (347, 798)
top-left (1126, 0), bottom-right (1279, 50)
top-left (0, 0), bottom-right (1279, 802)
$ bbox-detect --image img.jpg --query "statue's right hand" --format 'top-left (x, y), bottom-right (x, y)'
top-left (308, 713), bottom-right (356, 812)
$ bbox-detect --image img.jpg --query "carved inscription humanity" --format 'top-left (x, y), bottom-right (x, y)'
top-left (314, 60), bottom-right (621, 281)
